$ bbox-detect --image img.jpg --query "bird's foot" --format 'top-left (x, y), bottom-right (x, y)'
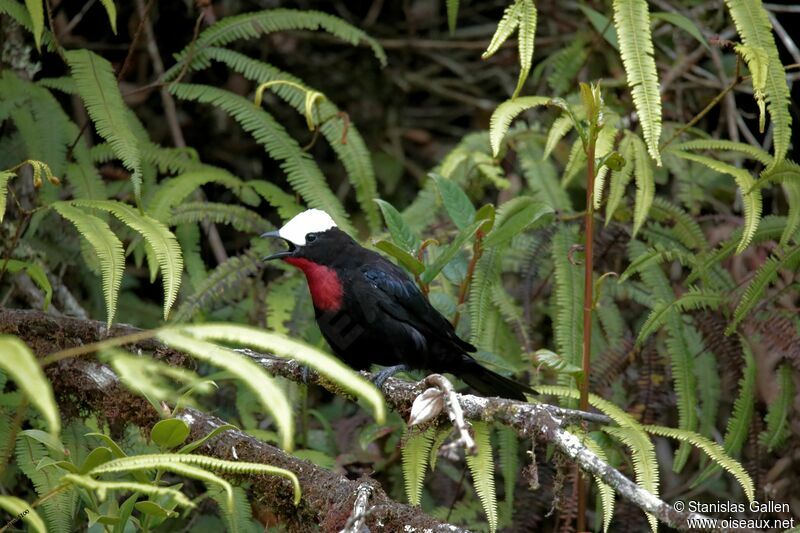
top-left (300, 365), bottom-right (311, 384)
top-left (372, 364), bottom-right (411, 390)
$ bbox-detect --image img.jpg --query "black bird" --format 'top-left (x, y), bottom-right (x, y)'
top-left (263, 209), bottom-right (532, 401)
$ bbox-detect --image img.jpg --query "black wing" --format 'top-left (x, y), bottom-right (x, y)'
top-left (359, 259), bottom-right (476, 354)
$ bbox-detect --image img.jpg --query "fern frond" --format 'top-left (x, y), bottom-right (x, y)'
top-left (0, 496), bottom-right (47, 533)
top-left (759, 362), bottom-right (793, 451)
top-left (23, 0), bottom-right (43, 50)
top-left (165, 8), bottom-right (386, 79)
top-left (735, 44), bottom-right (769, 132)
top-left (466, 421), bottom-right (498, 533)
top-left (172, 249), bottom-right (263, 322)
top-left (489, 96), bottom-right (551, 156)
top-left (537, 385), bottom-right (657, 531)
top-left (16, 435), bottom-right (77, 533)
top-left (401, 427), bottom-right (435, 506)
top-left (518, 140), bottom-right (573, 211)
top-left (613, 0), bottom-right (662, 165)
top-left (513, 0), bottom-right (537, 98)
top-left (582, 433), bottom-right (615, 533)
top-left (724, 0), bottom-right (791, 161)
top-left (169, 202), bottom-right (269, 235)
top-left (156, 330), bottom-right (294, 451)
top-left (750, 160), bottom-right (800, 246)
top-left (204, 48), bottom-right (380, 232)
top-left (543, 113), bottom-right (574, 159)
top-left (649, 197), bottom-right (708, 251)
top-left (551, 226), bottom-right (584, 374)
top-left (177, 324), bottom-right (386, 424)
top-left (89, 453), bottom-right (301, 507)
top-left (61, 474), bottom-right (194, 509)
top-left (65, 50), bottom-right (143, 204)
top-left (728, 243), bottom-right (800, 333)
top-left (482, 1), bottom-right (521, 60)
top-left (0, 170), bottom-right (13, 222)
top-left (643, 425), bottom-right (754, 501)
top-left (72, 199), bottom-right (183, 319)
top-left (631, 133), bottom-right (655, 236)
top-left (148, 167), bottom-right (249, 221)
top-left (668, 139), bottom-right (773, 166)
top-left (671, 151), bottom-right (761, 252)
top-left (619, 246), bottom-right (696, 281)
top-left (52, 202), bottom-right (124, 327)
top-left (781, 179), bottom-right (800, 246)
top-left (605, 132), bottom-right (635, 225)
top-left (248, 180), bottom-right (304, 220)
top-left (636, 289), bottom-right (723, 345)
top-left (497, 426), bottom-right (518, 526)
top-left (170, 84), bottom-right (353, 234)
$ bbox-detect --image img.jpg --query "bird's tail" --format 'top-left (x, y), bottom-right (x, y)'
top-left (458, 360), bottom-right (532, 401)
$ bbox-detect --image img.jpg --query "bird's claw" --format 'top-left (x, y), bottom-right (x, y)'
top-left (371, 364), bottom-right (410, 390)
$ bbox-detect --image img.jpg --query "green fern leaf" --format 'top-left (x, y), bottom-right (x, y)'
top-left (170, 84), bottom-right (353, 234)
top-left (518, 140), bottom-right (573, 211)
top-left (169, 202), bottom-right (269, 234)
top-left (619, 246), bottom-right (696, 281)
top-left (497, 426), bottom-right (518, 526)
top-left (165, 8), bottom-right (386, 79)
top-left (551, 226), bottom-right (584, 375)
top-left (605, 132), bottom-right (635, 225)
top-left (631, 133), bottom-right (655, 236)
top-left (735, 44), bottom-right (769, 132)
top-left (204, 48), bottom-right (381, 232)
top-left (16, 434), bottom-right (77, 533)
top-left (65, 50), bottom-right (144, 204)
top-left (482, 1), bottom-right (522, 60)
top-left (636, 289), bottom-right (723, 345)
top-left (582, 433), bottom-right (615, 533)
top-left (0, 170), bottom-right (14, 223)
top-left (248, 179), bottom-right (304, 220)
top-left (23, 0), bottom-right (43, 50)
top-left (613, 0), bottom-right (662, 165)
top-left (446, 0), bottom-right (459, 34)
top-left (98, 0), bottom-right (117, 33)
top-left (157, 330), bottom-right (294, 451)
top-left (644, 424), bottom-right (754, 501)
top-left (489, 96), bottom-right (551, 156)
top-left (671, 151), bottom-right (761, 253)
top-left (724, 0), bottom-right (792, 161)
top-left (177, 324), bottom-right (386, 424)
top-left (0, 496), bottom-right (47, 533)
top-left (72, 199), bottom-right (183, 319)
top-left (401, 427), bottom-right (435, 506)
top-left (0, 336), bottom-right (60, 437)
top-left (148, 167), bottom-right (250, 222)
top-left (62, 474), bottom-right (194, 509)
top-left (513, 0), bottom-right (537, 98)
top-left (543, 113), bottom-right (574, 159)
top-left (728, 244), bottom-right (800, 333)
top-left (53, 202), bottom-right (124, 327)
top-left (649, 197), bottom-right (708, 251)
top-left (668, 139), bottom-right (773, 165)
top-left (781, 179), bottom-right (800, 246)
top-left (466, 421), bottom-right (498, 533)
top-left (759, 363), bottom-right (793, 452)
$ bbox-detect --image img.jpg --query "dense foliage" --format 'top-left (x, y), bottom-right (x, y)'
top-left (0, 0), bottom-right (798, 531)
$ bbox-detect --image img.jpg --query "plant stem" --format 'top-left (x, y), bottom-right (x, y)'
top-left (452, 232), bottom-right (483, 327)
top-left (577, 129), bottom-right (597, 533)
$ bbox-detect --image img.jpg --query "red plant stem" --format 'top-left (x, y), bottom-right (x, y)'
top-left (452, 231), bottom-right (483, 327)
top-left (577, 132), bottom-right (597, 533)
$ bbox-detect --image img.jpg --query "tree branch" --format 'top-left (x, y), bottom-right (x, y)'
top-left (0, 308), bottom-right (713, 530)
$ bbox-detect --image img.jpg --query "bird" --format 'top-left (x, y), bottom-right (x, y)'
top-left (262, 208), bottom-right (532, 401)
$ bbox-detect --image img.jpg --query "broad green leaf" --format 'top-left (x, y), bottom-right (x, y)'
top-left (150, 419), bottom-right (191, 449)
top-left (24, 0), bottom-right (43, 50)
top-left (431, 173), bottom-right (475, 230)
top-left (2, 259), bottom-right (52, 310)
top-left (78, 447), bottom-right (113, 474)
top-left (420, 220), bottom-right (483, 284)
top-left (375, 199), bottom-right (420, 252)
top-left (578, 5), bottom-right (619, 50)
top-left (0, 336), bottom-right (60, 437)
top-left (484, 199), bottom-right (553, 247)
top-left (651, 11), bottom-right (710, 51)
top-left (98, 0), bottom-right (117, 33)
top-left (374, 240), bottom-right (425, 276)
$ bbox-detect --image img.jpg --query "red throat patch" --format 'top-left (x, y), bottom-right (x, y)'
top-left (284, 258), bottom-right (344, 311)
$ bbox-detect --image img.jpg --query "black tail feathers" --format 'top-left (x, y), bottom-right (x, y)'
top-left (458, 362), bottom-right (532, 401)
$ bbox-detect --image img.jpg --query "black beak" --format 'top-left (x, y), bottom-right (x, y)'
top-left (261, 230), bottom-right (296, 261)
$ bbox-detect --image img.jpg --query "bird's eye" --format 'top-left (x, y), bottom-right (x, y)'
top-left (306, 233), bottom-right (317, 243)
